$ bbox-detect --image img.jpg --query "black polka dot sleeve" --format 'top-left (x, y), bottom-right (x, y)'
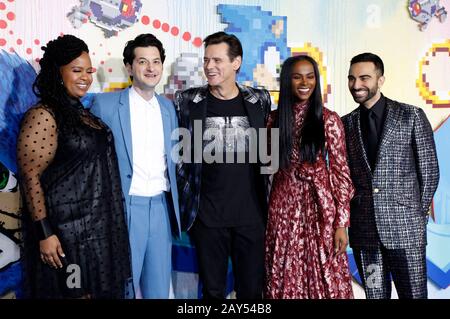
top-left (17, 106), bottom-right (58, 222)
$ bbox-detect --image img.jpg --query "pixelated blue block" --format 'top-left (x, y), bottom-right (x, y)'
top-left (253, 18), bottom-right (261, 29)
top-left (0, 51), bottom-right (37, 173)
top-left (217, 4), bottom-right (291, 84)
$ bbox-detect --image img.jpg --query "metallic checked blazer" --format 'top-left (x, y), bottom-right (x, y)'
top-left (342, 97), bottom-right (439, 250)
top-left (174, 84), bottom-right (272, 232)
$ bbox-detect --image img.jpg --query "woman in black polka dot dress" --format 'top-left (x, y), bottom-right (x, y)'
top-left (16, 35), bottom-right (132, 299)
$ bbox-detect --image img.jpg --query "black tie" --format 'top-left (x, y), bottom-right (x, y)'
top-left (367, 110), bottom-right (378, 170)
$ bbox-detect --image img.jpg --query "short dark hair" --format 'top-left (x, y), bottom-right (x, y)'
top-left (123, 33), bottom-right (166, 66)
top-left (203, 31), bottom-right (243, 72)
top-left (350, 52), bottom-right (384, 76)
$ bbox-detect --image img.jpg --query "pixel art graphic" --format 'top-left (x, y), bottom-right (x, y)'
top-left (164, 53), bottom-right (206, 100)
top-left (0, 50), bottom-right (35, 299)
top-left (68, 0), bottom-right (143, 38)
top-left (0, 163), bottom-right (16, 194)
top-left (215, 5), bottom-right (331, 106)
top-left (427, 221), bottom-right (450, 289)
top-left (425, 117), bottom-right (450, 289)
top-left (0, 161), bottom-right (22, 299)
top-left (102, 80), bottom-right (132, 93)
top-left (416, 40), bottom-right (450, 108)
top-left (408, 0), bottom-right (447, 31)
top-left (0, 50), bottom-right (37, 174)
top-left (217, 4), bottom-right (291, 88)
top-left (433, 116), bottom-right (450, 225)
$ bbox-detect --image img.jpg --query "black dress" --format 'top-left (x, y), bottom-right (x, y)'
top-left (17, 100), bottom-right (132, 298)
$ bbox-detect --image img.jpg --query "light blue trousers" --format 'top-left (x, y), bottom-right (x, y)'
top-left (128, 193), bottom-right (172, 298)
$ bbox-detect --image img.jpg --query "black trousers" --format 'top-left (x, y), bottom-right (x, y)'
top-left (189, 219), bottom-right (265, 299)
top-left (353, 244), bottom-right (427, 299)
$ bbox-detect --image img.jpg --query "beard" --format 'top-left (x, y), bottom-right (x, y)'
top-left (351, 86), bottom-right (378, 105)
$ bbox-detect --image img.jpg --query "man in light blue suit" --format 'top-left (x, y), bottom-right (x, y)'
top-left (90, 34), bottom-right (181, 298)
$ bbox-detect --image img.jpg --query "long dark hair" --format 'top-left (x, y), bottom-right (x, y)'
top-left (32, 34), bottom-right (89, 125)
top-left (275, 55), bottom-right (325, 168)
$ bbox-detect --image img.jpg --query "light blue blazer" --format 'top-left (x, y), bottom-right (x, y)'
top-left (90, 87), bottom-right (181, 238)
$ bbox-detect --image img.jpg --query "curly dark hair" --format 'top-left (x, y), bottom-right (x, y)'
top-left (32, 34), bottom-right (89, 124)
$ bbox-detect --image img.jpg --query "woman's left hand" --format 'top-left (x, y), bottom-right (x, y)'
top-left (334, 227), bottom-right (348, 256)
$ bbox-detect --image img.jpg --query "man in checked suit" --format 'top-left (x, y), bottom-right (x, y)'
top-left (342, 52), bottom-right (439, 299)
top-left (91, 34), bottom-right (181, 298)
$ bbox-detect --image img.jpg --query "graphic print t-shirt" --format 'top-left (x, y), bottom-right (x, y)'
top-left (199, 92), bottom-right (262, 227)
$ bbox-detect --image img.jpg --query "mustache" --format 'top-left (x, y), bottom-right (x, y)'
top-left (351, 89), bottom-right (368, 94)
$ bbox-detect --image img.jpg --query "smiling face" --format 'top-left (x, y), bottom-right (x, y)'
top-left (60, 51), bottom-right (93, 99)
top-left (126, 46), bottom-right (163, 92)
top-left (203, 42), bottom-right (241, 90)
top-left (348, 61), bottom-right (385, 108)
top-left (291, 59), bottom-right (317, 103)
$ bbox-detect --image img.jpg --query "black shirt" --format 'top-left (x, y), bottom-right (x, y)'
top-left (199, 92), bottom-right (262, 227)
top-left (360, 94), bottom-right (387, 168)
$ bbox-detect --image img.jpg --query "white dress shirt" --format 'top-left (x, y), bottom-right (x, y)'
top-left (128, 87), bottom-right (170, 196)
